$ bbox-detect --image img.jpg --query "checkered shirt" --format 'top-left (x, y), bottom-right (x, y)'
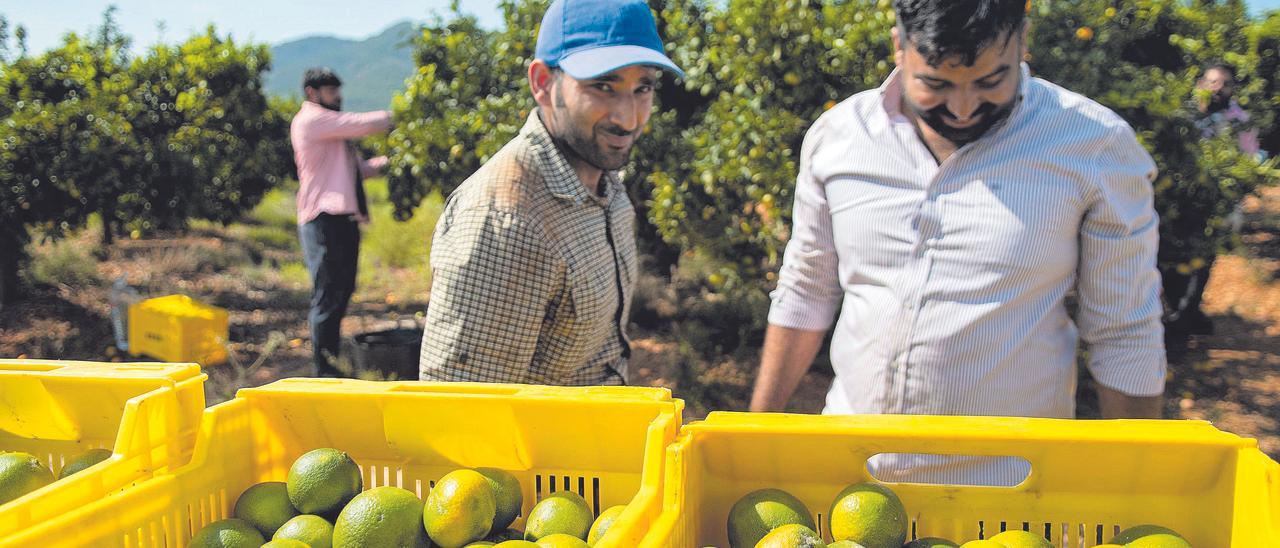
top-left (418, 112), bottom-right (636, 385)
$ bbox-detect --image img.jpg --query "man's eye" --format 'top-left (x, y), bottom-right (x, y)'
top-left (593, 83), bottom-right (614, 92)
top-left (977, 79), bottom-right (1003, 90)
top-left (636, 85), bottom-right (654, 94)
top-left (925, 81), bottom-right (947, 91)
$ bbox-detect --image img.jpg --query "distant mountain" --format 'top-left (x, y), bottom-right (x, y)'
top-left (265, 21), bottom-right (418, 113)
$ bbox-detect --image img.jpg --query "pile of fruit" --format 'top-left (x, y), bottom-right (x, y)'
top-left (725, 483), bottom-right (1191, 548)
top-left (191, 448), bottom-right (625, 548)
top-left (0, 448), bottom-right (113, 504)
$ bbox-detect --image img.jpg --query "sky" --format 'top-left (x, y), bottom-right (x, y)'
top-left (2, 0), bottom-right (505, 55)
top-left (4, 0), bottom-right (1279, 55)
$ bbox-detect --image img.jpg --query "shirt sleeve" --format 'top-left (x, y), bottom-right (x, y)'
top-left (419, 205), bottom-right (562, 382)
top-left (360, 155), bottom-right (389, 178)
top-left (767, 117), bottom-right (844, 331)
top-left (305, 109), bottom-right (393, 141)
top-left (1077, 124), bottom-right (1168, 397)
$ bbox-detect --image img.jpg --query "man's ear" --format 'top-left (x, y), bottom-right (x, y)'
top-left (892, 26), bottom-right (905, 68)
top-left (529, 60), bottom-right (556, 110)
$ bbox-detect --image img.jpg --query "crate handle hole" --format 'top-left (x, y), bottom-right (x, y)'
top-left (866, 453), bottom-right (1031, 487)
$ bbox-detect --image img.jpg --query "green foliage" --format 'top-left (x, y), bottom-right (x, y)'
top-left (1028, 0), bottom-right (1279, 269)
top-left (247, 183), bottom-right (303, 230)
top-left (387, 0), bottom-right (1277, 292)
top-left (0, 9), bottom-right (291, 302)
top-left (123, 27), bottom-right (293, 229)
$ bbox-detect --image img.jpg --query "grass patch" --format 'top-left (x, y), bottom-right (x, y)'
top-left (242, 224), bottom-right (298, 252)
top-left (356, 178), bottom-right (443, 302)
top-left (247, 182), bottom-right (300, 230)
top-left (278, 261), bottom-right (311, 289)
top-left (25, 237), bottom-right (102, 288)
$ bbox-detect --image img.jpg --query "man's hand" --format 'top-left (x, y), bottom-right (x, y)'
top-left (749, 325), bottom-right (827, 412)
top-left (1097, 384), bottom-right (1163, 419)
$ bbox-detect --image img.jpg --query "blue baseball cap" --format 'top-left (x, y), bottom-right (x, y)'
top-left (535, 0), bottom-right (684, 80)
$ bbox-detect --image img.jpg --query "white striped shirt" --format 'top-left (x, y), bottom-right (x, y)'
top-left (770, 65), bottom-right (1167, 484)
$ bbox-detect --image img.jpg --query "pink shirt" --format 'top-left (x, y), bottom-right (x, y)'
top-left (291, 101), bottom-right (393, 224)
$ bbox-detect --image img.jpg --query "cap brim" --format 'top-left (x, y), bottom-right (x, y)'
top-left (558, 45), bottom-right (685, 80)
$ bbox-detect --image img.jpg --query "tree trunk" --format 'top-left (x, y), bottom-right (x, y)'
top-left (0, 228), bottom-right (24, 307)
top-left (100, 207), bottom-right (115, 247)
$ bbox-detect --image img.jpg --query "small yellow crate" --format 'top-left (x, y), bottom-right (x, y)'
top-left (642, 412), bottom-right (1280, 547)
top-left (128, 294), bottom-right (229, 365)
top-left (0, 360), bottom-right (207, 540)
top-left (5, 379), bottom-right (682, 548)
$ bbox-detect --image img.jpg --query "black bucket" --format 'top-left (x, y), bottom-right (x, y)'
top-left (352, 327), bottom-right (422, 380)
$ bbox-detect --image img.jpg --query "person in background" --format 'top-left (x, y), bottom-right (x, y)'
top-left (749, 0), bottom-right (1166, 484)
top-left (291, 67), bottom-right (392, 377)
top-left (418, 0), bottom-right (683, 385)
top-left (1164, 62), bottom-right (1266, 339)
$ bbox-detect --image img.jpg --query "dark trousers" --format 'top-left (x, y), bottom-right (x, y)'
top-left (1161, 255), bottom-right (1217, 342)
top-left (299, 213), bottom-right (360, 377)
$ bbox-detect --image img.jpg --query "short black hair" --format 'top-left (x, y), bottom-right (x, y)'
top-left (893, 0), bottom-right (1027, 67)
top-left (1202, 61), bottom-right (1236, 81)
top-left (303, 67), bottom-right (342, 91)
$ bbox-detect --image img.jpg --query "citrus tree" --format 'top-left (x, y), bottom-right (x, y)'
top-left (388, 0), bottom-right (1276, 303)
top-left (123, 28), bottom-right (292, 233)
top-left (1028, 0), bottom-right (1279, 285)
top-left (0, 31), bottom-right (136, 303)
top-left (0, 9), bottom-right (291, 304)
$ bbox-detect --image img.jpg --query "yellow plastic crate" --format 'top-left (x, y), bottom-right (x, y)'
top-left (128, 294), bottom-right (229, 365)
top-left (643, 412), bottom-right (1280, 547)
top-left (0, 359), bottom-right (207, 540)
top-left (5, 378), bottom-right (683, 547)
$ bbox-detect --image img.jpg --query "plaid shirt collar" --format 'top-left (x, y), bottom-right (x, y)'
top-left (523, 110), bottom-right (618, 208)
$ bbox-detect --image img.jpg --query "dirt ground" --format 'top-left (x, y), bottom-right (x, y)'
top-left (3, 187), bottom-right (1280, 459)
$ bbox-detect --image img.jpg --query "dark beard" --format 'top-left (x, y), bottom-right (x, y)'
top-left (907, 95), bottom-right (1016, 147)
top-left (319, 99), bottom-right (342, 112)
top-left (1207, 92), bottom-right (1231, 113)
top-left (543, 104), bottom-right (637, 172)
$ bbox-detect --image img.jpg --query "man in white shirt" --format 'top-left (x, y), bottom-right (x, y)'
top-left (750, 0), bottom-right (1166, 483)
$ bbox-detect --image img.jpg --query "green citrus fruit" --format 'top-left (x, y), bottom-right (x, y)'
top-left (1111, 525), bottom-right (1186, 545)
top-left (988, 530), bottom-right (1053, 548)
top-left (726, 488), bottom-right (815, 548)
top-left (756, 523), bottom-right (826, 547)
top-left (287, 449), bottom-right (363, 517)
top-left (1126, 535), bottom-right (1192, 548)
top-left (274, 514), bottom-right (335, 548)
top-left (59, 448), bottom-right (113, 479)
top-left (262, 540), bottom-right (310, 548)
top-left (333, 486), bottom-right (430, 548)
top-left (424, 469), bottom-right (498, 547)
top-left (476, 467), bottom-right (523, 534)
top-left (536, 533), bottom-right (590, 547)
top-left (0, 452), bottom-right (54, 505)
top-left (827, 483), bottom-right (907, 548)
top-left (189, 518), bottom-right (266, 548)
top-left (524, 491), bottom-right (593, 541)
top-left (234, 481), bottom-right (300, 537)
top-left (586, 505), bottom-right (626, 545)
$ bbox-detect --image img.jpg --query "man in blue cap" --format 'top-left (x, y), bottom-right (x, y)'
top-left (419, 0), bottom-right (682, 385)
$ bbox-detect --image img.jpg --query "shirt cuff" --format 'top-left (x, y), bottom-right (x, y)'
top-left (767, 287), bottom-right (840, 332)
top-left (1087, 346), bottom-right (1168, 397)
